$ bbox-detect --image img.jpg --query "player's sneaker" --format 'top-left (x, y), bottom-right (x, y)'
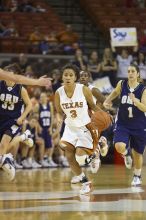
top-left (48, 159), bottom-right (58, 167)
top-left (1, 153), bottom-right (15, 181)
top-left (124, 155), bottom-right (132, 169)
top-left (31, 159), bottom-right (42, 169)
top-left (22, 130), bottom-right (34, 148)
top-left (40, 159), bottom-right (50, 168)
top-left (14, 160), bottom-right (23, 169)
top-left (98, 136), bottom-right (109, 157)
top-left (71, 175), bottom-right (83, 184)
top-left (21, 159), bottom-right (32, 169)
top-left (131, 175), bottom-right (142, 186)
top-left (80, 181), bottom-right (92, 195)
top-left (85, 153), bottom-right (96, 165)
top-left (90, 156), bottom-right (100, 173)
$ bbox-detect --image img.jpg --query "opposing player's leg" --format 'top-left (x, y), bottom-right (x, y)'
top-left (114, 126), bottom-right (132, 169)
top-left (131, 135), bottom-right (146, 186)
top-left (0, 134), bottom-right (15, 181)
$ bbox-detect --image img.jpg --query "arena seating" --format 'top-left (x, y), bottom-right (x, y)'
top-left (79, 0), bottom-right (146, 39)
top-left (0, 0), bottom-right (65, 53)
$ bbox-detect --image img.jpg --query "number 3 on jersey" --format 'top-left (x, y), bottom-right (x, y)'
top-left (128, 107), bottom-right (133, 118)
top-left (70, 110), bottom-right (77, 118)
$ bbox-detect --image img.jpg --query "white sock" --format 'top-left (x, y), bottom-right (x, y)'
top-left (134, 169), bottom-right (141, 176)
top-left (20, 134), bottom-right (26, 141)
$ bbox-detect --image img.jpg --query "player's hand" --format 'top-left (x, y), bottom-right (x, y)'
top-left (37, 75), bottom-right (52, 87)
top-left (17, 117), bottom-right (23, 125)
top-left (129, 93), bottom-right (140, 106)
top-left (103, 100), bottom-right (112, 109)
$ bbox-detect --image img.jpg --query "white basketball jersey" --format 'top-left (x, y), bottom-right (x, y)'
top-left (57, 84), bottom-right (91, 127)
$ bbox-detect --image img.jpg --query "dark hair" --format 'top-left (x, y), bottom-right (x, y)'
top-left (61, 63), bottom-right (80, 81)
top-left (130, 63), bottom-right (140, 73)
top-left (80, 70), bottom-right (91, 78)
top-left (129, 63), bottom-right (143, 83)
top-left (4, 63), bottom-right (22, 74)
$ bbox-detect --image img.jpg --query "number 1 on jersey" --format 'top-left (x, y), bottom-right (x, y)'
top-left (128, 107), bottom-right (133, 118)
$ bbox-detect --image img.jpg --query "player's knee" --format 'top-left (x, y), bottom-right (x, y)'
top-left (75, 154), bottom-right (88, 166)
top-left (59, 141), bottom-right (67, 150)
top-left (115, 142), bottom-right (126, 153)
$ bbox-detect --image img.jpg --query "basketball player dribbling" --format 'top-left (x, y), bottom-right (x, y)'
top-left (104, 64), bottom-right (146, 186)
top-left (55, 64), bottom-right (103, 194)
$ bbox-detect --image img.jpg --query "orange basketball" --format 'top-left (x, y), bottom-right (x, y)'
top-left (91, 111), bottom-right (112, 132)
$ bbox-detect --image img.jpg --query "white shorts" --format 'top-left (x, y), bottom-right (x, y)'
top-left (61, 124), bottom-right (98, 150)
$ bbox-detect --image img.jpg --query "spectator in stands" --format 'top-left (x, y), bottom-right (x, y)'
top-left (0, 20), bottom-right (18, 37)
top-left (18, 53), bottom-right (30, 72)
top-left (139, 29), bottom-right (146, 52)
top-left (112, 46), bottom-right (137, 80)
top-left (134, 51), bottom-right (146, 81)
top-left (88, 51), bottom-right (101, 81)
top-left (72, 49), bottom-right (88, 70)
top-left (101, 48), bottom-right (117, 87)
top-left (52, 69), bottom-right (62, 92)
top-left (0, 20), bottom-right (7, 36)
top-left (40, 31), bottom-right (59, 55)
top-left (18, 0), bottom-right (35, 12)
top-left (29, 27), bottom-right (43, 53)
top-left (57, 24), bottom-right (79, 54)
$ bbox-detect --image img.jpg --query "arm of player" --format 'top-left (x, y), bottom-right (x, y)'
top-left (129, 89), bottom-right (146, 112)
top-left (92, 87), bottom-right (105, 104)
top-left (54, 91), bottom-right (64, 129)
top-left (17, 87), bottom-right (32, 125)
top-left (83, 86), bottom-right (102, 112)
top-left (103, 80), bottom-right (122, 109)
top-left (0, 69), bottom-right (52, 87)
top-left (49, 102), bottom-right (54, 135)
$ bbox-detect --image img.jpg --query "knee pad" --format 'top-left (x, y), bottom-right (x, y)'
top-left (75, 154), bottom-right (88, 166)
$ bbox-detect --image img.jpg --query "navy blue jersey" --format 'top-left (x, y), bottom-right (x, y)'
top-left (39, 103), bottom-right (51, 128)
top-left (116, 80), bottom-right (146, 129)
top-left (0, 81), bottom-right (23, 121)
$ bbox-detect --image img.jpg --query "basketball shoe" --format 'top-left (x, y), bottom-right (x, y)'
top-left (21, 130), bottom-right (34, 148)
top-left (71, 172), bottom-right (86, 184)
top-left (90, 157), bottom-right (100, 173)
top-left (124, 155), bottom-right (132, 169)
top-left (1, 153), bottom-right (15, 181)
top-left (131, 175), bottom-right (142, 186)
top-left (80, 181), bottom-right (92, 195)
top-left (98, 136), bottom-right (109, 157)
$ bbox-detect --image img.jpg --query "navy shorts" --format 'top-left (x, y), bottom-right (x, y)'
top-left (0, 119), bottom-right (21, 140)
top-left (114, 125), bottom-right (146, 154)
top-left (41, 128), bottom-right (52, 148)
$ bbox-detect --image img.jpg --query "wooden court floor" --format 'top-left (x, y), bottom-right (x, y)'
top-left (0, 165), bottom-right (146, 220)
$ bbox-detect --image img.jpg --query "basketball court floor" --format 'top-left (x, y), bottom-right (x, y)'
top-left (0, 165), bottom-right (146, 220)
